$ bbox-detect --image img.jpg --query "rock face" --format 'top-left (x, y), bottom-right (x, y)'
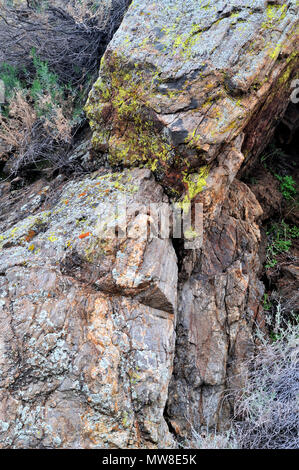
top-left (167, 180), bottom-right (265, 435)
top-left (0, 170), bottom-right (177, 448)
top-left (0, 0), bottom-right (298, 448)
top-left (83, 0), bottom-right (297, 439)
top-left (86, 0), bottom-right (298, 197)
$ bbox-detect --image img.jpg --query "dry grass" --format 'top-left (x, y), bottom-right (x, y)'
top-left (187, 426), bottom-right (239, 449)
top-left (0, 90), bottom-right (36, 151)
top-left (65, 0), bottom-right (113, 26)
top-left (0, 89), bottom-right (72, 172)
top-left (42, 100), bottom-right (72, 144)
top-left (233, 316), bottom-right (299, 449)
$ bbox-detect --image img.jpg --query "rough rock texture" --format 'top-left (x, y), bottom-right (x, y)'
top-left (86, 0), bottom-right (298, 197)
top-left (83, 0), bottom-right (298, 439)
top-left (248, 166), bottom-right (283, 221)
top-left (167, 181), bottom-right (265, 435)
top-left (0, 0), bottom-right (298, 449)
top-left (0, 169), bottom-right (177, 448)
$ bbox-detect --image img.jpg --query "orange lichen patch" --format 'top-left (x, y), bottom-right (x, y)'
top-left (25, 230), bottom-right (36, 242)
top-left (79, 191), bottom-right (87, 197)
top-left (79, 232), bottom-right (91, 239)
top-left (111, 424), bottom-right (121, 432)
top-left (64, 200), bottom-right (69, 205)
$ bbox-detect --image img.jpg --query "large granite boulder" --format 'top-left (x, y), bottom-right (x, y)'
top-left (86, 0), bottom-right (298, 198)
top-left (0, 0), bottom-right (298, 448)
top-left (0, 169), bottom-right (177, 448)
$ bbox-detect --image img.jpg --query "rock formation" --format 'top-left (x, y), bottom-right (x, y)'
top-left (0, 0), bottom-right (298, 448)
top-left (0, 170), bottom-right (177, 448)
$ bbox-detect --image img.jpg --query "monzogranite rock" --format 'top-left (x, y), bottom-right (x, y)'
top-left (0, 169), bottom-right (177, 448)
top-left (84, 0), bottom-right (298, 438)
top-left (167, 180), bottom-right (265, 435)
top-left (0, 0), bottom-right (298, 448)
top-left (86, 0), bottom-right (298, 198)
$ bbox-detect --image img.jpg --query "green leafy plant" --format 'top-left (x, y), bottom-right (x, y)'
top-left (0, 63), bottom-right (24, 100)
top-left (275, 174), bottom-right (297, 200)
top-left (265, 220), bottom-right (298, 269)
top-left (30, 50), bottom-right (64, 102)
top-left (263, 293), bottom-right (272, 311)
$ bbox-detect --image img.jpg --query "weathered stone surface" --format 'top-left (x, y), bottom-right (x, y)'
top-left (248, 166), bottom-right (283, 221)
top-left (167, 180), bottom-right (265, 435)
top-left (86, 0), bottom-right (298, 197)
top-left (84, 2), bottom-right (298, 438)
top-left (0, 169), bottom-right (177, 313)
top-left (0, 169), bottom-right (177, 448)
top-left (1, 0), bottom-right (297, 449)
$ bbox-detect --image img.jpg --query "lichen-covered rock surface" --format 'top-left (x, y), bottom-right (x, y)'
top-left (0, 169), bottom-right (177, 448)
top-left (0, 0), bottom-right (298, 449)
top-left (86, 0), bottom-right (298, 198)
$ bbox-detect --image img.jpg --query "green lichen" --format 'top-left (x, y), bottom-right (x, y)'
top-left (122, 411), bottom-right (130, 429)
top-left (286, 51), bottom-right (298, 64)
top-left (279, 66), bottom-right (292, 84)
top-left (85, 46), bottom-right (211, 200)
top-left (158, 21), bottom-right (203, 59)
top-left (179, 165), bottom-right (210, 211)
top-left (186, 128), bottom-right (201, 148)
top-left (184, 227), bottom-right (200, 240)
top-left (219, 119), bottom-right (238, 135)
top-left (262, 4), bottom-right (288, 30)
top-left (268, 42), bottom-right (282, 60)
top-left (85, 52), bottom-right (174, 172)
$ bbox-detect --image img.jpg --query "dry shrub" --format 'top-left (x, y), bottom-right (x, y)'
top-left (187, 426), bottom-right (239, 450)
top-left (0, 0), bottom-right (131, 175)
top-left (39, 94), bottom-right (72, 143)
top-left (65, 0), bottom-right (113, 27)
top-left (0, 90), bottom-right (36, 150)
top-left (0, 90), bottom-right (71, 173)
top-left (233, 313), bottom-right (299, 449)
top-left (0, 0), bottom-right (131, 87)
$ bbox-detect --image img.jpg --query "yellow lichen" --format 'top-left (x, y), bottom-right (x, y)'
top-left (262, 3), bottom-right (288, 29)
top-left (180, 165), bottom-right (210, 210)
